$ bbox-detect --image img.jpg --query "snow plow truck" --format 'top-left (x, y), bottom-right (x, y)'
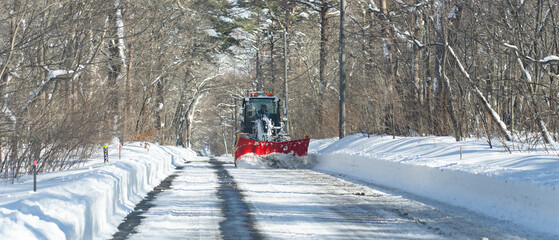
top-left (234, 91), bottom-right (310, 167)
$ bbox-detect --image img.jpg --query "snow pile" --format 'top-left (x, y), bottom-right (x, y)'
top-left (236, 153), bottom-right (316, 169)
top-left (310, 134), bottom-right (559, 236)
top-left (308, 137), bottom-right (338, 154)
top-left (0, 143), bottom-right (196, 239)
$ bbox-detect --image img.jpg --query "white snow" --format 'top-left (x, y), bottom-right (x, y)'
top-left (540, 55), bottom-right (559, 64)
top-left (219, 16), bottom-right (234, 23)
top-left (369, 0), bottom-right (380, 12)
top-left (503, 42), bottom-right (519, 51)
top-left (448, 5), bottom-right (459, 19)
top-left (0, 143), bottom-right (196, 239)
top-left (310, 134), bottom-right (559, 236)
top-left (1, 134), bottom-right (559, 238)
top-left (204, 28), bottom-right (219, 37)
top-left (229, 167), bottom-right (446, 239)
top-left (236, 153), bottom-right (315, 169)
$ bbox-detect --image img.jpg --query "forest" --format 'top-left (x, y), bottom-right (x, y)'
top-left (1, 0), bottom-right (558, 181)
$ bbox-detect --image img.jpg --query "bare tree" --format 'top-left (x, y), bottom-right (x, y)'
top-left (338, 0), bottom-right (347, 138)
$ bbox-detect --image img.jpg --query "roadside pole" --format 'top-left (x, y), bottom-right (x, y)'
top-left (104, 144), bottom-right (109, 164)
top-left (33, 160), bottom-right (37, 192)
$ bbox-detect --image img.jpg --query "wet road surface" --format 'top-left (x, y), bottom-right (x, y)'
top-left (113, 157), bottom-right (554, 239)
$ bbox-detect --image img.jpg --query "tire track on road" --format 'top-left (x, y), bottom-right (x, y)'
top-left (209, 158), bottom-right (263, 240)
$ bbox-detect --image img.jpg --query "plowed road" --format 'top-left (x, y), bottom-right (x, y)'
top-left (112, 158), bottom-right (549, 239)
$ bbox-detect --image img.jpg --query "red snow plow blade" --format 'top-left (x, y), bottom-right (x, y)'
top-left (234, 137), bottom-right (310, 166)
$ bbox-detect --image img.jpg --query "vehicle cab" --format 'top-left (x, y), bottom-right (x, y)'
top-left (240, 91), bottom-right (281, 134)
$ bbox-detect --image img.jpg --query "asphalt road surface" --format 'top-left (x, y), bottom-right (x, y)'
top-left (113, 157), bottom-right (552, 239)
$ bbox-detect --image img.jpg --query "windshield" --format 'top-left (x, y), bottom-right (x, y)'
top-left (244, 98), bottom-right (279, 123)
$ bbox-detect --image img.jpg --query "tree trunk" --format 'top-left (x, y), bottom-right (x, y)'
top-left (380, 0), bottom-right (396, 136)
top-left (443, 73), bottom-right (461, 141)
top-left (318, 3), bottom-right (329, 96)
top-left (124, 27), bottom-right (135, 143)
top-left (338, 0), bottom-right (347, 139)
top-left (107, 0), bottom-right (127, 141)
top-left (433, 0), bottom-right (446, 134)
top-left (155, 78), bottom-right (164, 143)
top-left (283, 8), bottom-right (290, 133)
top-left (185, 120), bottom-right (191, 148)
top-left (9, 133), bottom-right (18, 183)
top-left (269, 33), bottom-right (276, 84)
top-left (174, 99), bottom-right (186, 147)
top-left (256, 41), bottom-right (262, 91)
top-left (440, 8), bottom-right (461, 141)
top-left (412, 2), bottom-right (423, 104)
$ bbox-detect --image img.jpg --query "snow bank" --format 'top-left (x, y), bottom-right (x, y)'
top-left (311, 135), bottom-right (559, 236)
top-left (0, 143), bottom-right (196, 239)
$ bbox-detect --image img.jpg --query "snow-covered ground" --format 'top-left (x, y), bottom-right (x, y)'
top-left (1, 134), bottom-right (558, 239)
top-left (0, 142), bottom-right (196, 239)
top-left (311, 134), bottom-right (559, 236)
top-left (230, 165), bottom-right (547, 239)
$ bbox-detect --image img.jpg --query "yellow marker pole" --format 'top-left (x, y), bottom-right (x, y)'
top-left (33, 160), bottom-right (37, 192)
top-left (103, 144), bottom-right (109, 164)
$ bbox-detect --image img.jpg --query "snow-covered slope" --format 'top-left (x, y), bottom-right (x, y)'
top-left (310, 134), bottom-right (559, 236)
top-left (0, 143), bottom-right (196, 239)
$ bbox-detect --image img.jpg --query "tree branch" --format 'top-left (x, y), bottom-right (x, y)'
top-left (447, 45), bottom-right (513, 141)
